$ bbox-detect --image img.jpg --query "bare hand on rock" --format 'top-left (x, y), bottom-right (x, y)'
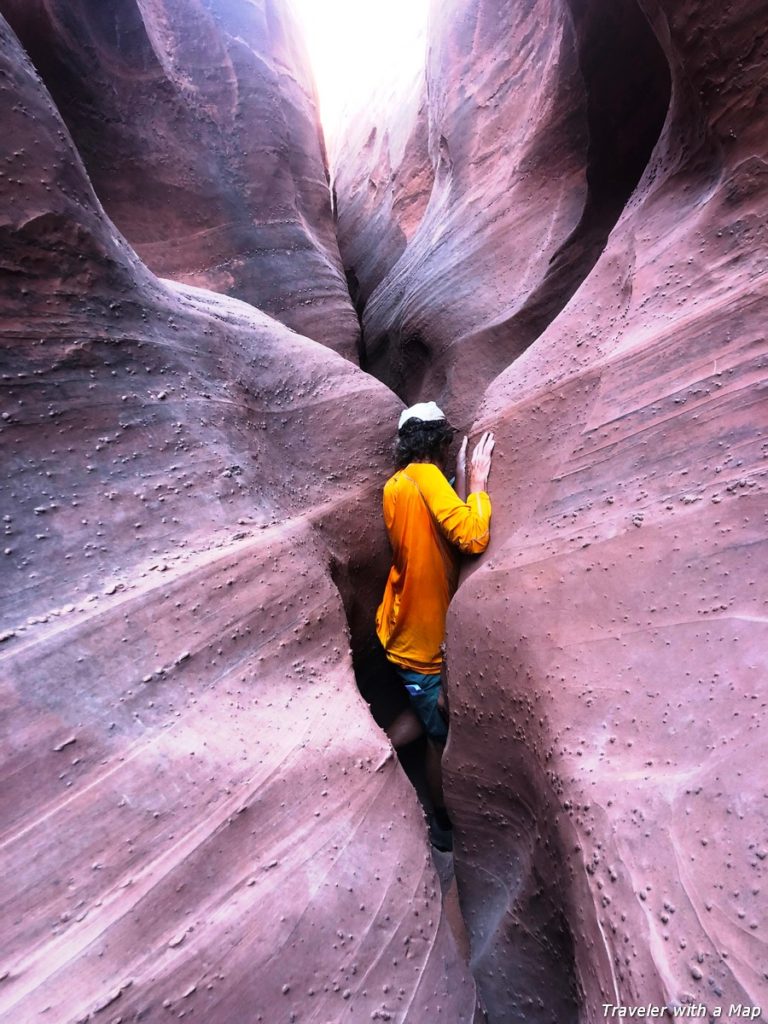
top-left (468, 431), bottom-right (495, 493)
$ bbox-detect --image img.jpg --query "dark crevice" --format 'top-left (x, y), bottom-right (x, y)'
top-left (570, 0), bottom-right (671, 204)
top-left (343, 266), bottom-right (367, 367)
top-left (487, 0), bottom-right (671, 374)
top-left (327, 552), bottom-right (441, 814)
top-left (366, 328), bottom-right (434, 406)
top-left (528, 0), bottom-right (672, 320)
top-left (456, 779), bottom-right (583, 1022)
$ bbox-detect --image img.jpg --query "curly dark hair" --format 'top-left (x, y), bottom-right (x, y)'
top-left (394, 418), bottom-right (455, 468)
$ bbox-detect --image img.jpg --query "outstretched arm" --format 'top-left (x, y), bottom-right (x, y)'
top-left (416, 432), bottom-right (495, 554)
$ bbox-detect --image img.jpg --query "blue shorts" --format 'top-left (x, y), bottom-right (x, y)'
top-left (395, 668), bottom-right (448, 743)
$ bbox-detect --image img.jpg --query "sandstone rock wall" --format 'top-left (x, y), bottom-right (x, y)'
top-left (0, 13), bottom-right (477, 1022)
top-left (4, 0), bottom-right (767, 1017)
top-left (334, 0), bottom-right (669, 428)
top-left (333, 69), bottom-right (433, 319)
top-left (0, 0), bottom-right (359, 357)
top-left (335, 0), bottom-right (768, 1020)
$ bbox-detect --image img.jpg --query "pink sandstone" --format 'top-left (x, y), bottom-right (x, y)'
top-left (2, 0), bottom-right (767, 1018)
top-left (335, 0), bottom-right (768, 1019)
top-left (0, 0), bottom-right (359, 357)
top-left (0, 13), bottom-right (478, 1022)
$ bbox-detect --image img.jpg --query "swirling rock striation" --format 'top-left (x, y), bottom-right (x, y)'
top-left (447, 0), bottom-right (767, 1021)
top-left (335, 0), bottom-right (668, 428)
top-left (0, 0), bottom-right (359, 357)
top-left (0, 15), bottom-right (477, 1022)
top-left (336, 0), bottom-right (767, 1020)
top-left (332, 68), bottom-right (433, 322)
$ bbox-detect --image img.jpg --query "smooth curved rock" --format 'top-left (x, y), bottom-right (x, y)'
top-left (445, 0), bottom-right (767, 1020)
top-left (335, 0), bottom-right (766, 1020)
top-left (335, 0), bottom-right (592, 423)
top-left (0, 0), bottom-right (359, 358)
top-left (335, 0), bottom-right (669, 428)
top-left (0, 17), bottom-right (477, 1022)
top-left (332, 68), bottom-right (433, 320)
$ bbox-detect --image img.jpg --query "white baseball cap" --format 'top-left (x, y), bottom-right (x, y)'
top-left (398, 401), bottom-right (447, 430)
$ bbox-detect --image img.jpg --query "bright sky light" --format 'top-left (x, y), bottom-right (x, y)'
top-left (288, 0), bottom-right (429, 148)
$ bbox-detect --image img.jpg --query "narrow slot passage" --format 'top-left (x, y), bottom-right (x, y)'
top-left (326, 5), bottom-right (672, 1020)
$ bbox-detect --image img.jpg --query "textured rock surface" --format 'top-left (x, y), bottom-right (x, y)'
top-left (0, 0), bottom-right (359, 357)
top-left (336, 0), bottom-right (768, 1020)
top-left (455, 2), bottom-right (768, 1021)
top-left (332, 69), bottom-right (432, 321)
top-left (0, 16), bottom-right (478, 1022)
top-left (334, 0), bottom-right (669, 427)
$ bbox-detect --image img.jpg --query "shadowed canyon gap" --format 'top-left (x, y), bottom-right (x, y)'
top-left (0, 2), bottom-right (766, 1024)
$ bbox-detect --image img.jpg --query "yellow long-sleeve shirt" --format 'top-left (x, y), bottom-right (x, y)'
top-left (375, 462), bottom-right (492, 674)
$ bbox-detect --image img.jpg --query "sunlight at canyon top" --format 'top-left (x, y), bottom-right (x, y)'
top-left (289, 0), bottom-right (429, 149)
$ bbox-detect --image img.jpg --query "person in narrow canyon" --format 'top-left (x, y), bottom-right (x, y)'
top-left (376, 402), bottom-right (494, 849)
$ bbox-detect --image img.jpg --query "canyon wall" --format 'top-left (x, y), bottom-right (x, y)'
top-left (336, 0), bottom-right (767, 1020)
top-left (0, 0), bottom-right (359, 357)
top-left (3, 0), bottom-right (766, 1019)
top-left (0, 11), bottom-right (479, 1023)
top-left (332, 68), bottom-right (433, 322)
top-left (334, 0), bottom-right (670, 429)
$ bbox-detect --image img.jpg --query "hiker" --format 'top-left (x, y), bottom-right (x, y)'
top-left (375, 401), bottom-right (494, 848)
